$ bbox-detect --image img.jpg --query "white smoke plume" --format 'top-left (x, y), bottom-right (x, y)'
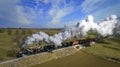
top-left (77, 15), bottom-right (118, 36)
top-left (20, 15), bottom-right (118, 48)
top-left (97, 15), bottom-right (117, 36)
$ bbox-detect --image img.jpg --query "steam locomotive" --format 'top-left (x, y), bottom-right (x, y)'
top-left (17, 36), bottom-right (107, 58)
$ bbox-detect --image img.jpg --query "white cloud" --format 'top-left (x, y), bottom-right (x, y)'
top-left (92, 4), bottom-right (120, 21)
top-left (45, 0), bottom-right (76, 24)
top-left (81, 0), bottom-right (106, 13)
top-left (16, 6), bottom-right (35, 24)
top-left (81, 0), bottom-right (120, 21)
top-left (0, 0), bottom-right (37, 25)
top-left (49, 7), bottom-right (74, 24)
top-left (0, 0), bottom-right (81, 27)
top-left (0, 0), bottom-right (19, 23)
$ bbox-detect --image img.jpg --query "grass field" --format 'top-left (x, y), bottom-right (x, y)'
top-left (0, 28), bottom-right (61, 62)
top-left (82, 37), bottom-right (120, 61)
top-left (31, 51), bottom-right (120, 67)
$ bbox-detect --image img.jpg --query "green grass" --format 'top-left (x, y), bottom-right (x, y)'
top-left (82, 37), bottom-right (120, 61)
top-left (31, 51), bottom-right (120, 67)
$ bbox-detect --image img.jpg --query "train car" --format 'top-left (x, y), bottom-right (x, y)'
top-left (61, 41), bottom-right (72, 47)
top-left (17, 36), bottom-right (108, 58)
top-left (43, 45), bottom-right (55, 52)
top-left (72, 41), bottom-right (79, 45)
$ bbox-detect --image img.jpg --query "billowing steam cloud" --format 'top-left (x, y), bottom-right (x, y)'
top-left (78, 15), bottom-right (118, 36)
top-left (20, 15), bottom-right (118, 48)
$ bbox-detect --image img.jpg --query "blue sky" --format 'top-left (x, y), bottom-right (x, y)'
top-left (0, 0), bottom-right (120, 28)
